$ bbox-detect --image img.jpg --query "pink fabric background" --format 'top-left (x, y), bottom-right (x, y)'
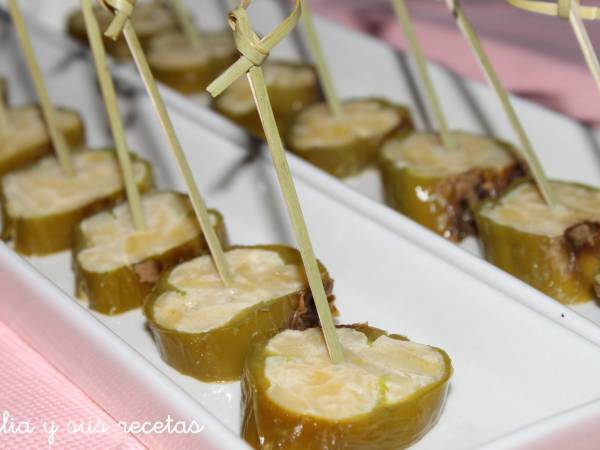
top-left (1, 1), bottom-right (600, 448)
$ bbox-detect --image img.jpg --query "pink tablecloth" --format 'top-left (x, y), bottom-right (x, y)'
top-left (1, 1), bottom-right (600, 448)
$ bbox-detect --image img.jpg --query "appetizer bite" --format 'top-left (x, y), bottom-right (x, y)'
top-left (242, 324), bottom-right (452, 449)
top-left (379, 131), bottom-right (523, 241)
top-left (477, 180), bottom-right (600, 304)
top-left (74, 191), bottom-right (226, 315)
top-left (0, 105), bottom-right (84, 178)
top-left (144, 245), bottom-right (335, 382)
top-left (213, 60), bottom-right (320, 139)
top-left (67, 2), bottom-right (177, 61)
top-left (1, 150), bottom-right (152, 255)
top-left (147, 30), bottom-right (237, 94)
top-left (286, 99), bottom-right (413, 178)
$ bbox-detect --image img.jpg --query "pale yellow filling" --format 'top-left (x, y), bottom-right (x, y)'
top-left (0, 106), bottom-right (80, 162)
top-left (217, 62), bottom-right (316, 115)
top-left (3, 151), bottom-right (147, 218)
top-left (153, 249), bottom-right (306, 333)
top-left (382, 132), bottom-right (515, 177)
top-left (77, 192), bottom-right (204, 272)
top-left (290, 100), bottom-right (401, 150)
top-left (482, 181), bottom-right (600, 236)
top-left (148, 30), bottom-right (235, 67)
top-left (265, 328), bottom-right (445, 420)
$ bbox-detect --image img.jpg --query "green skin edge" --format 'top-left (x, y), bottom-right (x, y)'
top-left (66, 5), bottom-right (177, 62)
top-left (379, 134), bottom-right (523, 242)
top-left (242, 323), bottom-right (452, 450)
top-left (212, 60), bottom-right (321, 140)
top-left (287, 99), bottom-right (414, 179)
top-left (73, 195), bottom-right (228, 315)
top-left (0, 105), bottom-right (85, 179)
top-left (144, 244), bottom-right (335, 383)
top-left (1, 150), bottom-right (154, 256)
top-left (148, 34), bottom-right (238, 95)
top-left (476, 179), bottom-right (600, 304)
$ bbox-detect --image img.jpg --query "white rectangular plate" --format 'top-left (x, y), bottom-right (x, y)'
top-left (2, 4), bottom-right (600, 450)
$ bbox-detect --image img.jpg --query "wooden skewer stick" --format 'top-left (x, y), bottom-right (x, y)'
top-left (168, 0), bottom-right (202, 49)
top-left (568, 4), bottom-right (600, 97)
top-left (391, 0), bottom-right (456, 151)
top-left (7, 0), bottom-right (74, 176)
top-left (300, 0), bottom-right (343, 118)
top-left (446, 0), bottom-right (560, 210)
top-left (209, 0), bottom-right (344, 364)
top-left (0, 80), bottom-right (10, 135)
top-left (81, 0), bottom-right (146, 230)
top-left (101, 0), bottom-right (233, 285)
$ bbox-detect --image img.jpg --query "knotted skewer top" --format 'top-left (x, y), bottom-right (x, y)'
top-left (206, 0), bottom-right (302, 97)
top-left (507, 0), bottom-right (600, 20)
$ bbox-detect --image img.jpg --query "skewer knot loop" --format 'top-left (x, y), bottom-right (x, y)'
top-left (506, 0), bottom-right (600, 20)
top-left (97, 0), bottom-right (136, 40)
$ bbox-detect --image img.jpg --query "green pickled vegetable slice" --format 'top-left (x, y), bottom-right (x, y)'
top-left (74, 191), bottom-right (226, 315)
top-left (1, 150), bottom-right (152, 255)
top-left (67, 2), bottom-right (177, 61)
top-left (147, 30), bottom-right (237, 94)
top-left (0, 105), bottom-right (84, 178)
top-left (144, 245), bottom-right (334, 382)
top-left (287, 98), bottom-right (413, 178)
top-left (380, 131), bottom-right (522, 241)
top-left (477, 180), bottom-right (600, 303)
top-left (242, 324), bottom-right (452, 450)
top-left (213, 60), bottom-right (319, 139)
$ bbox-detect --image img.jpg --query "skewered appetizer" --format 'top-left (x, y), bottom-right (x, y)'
top-left (74, 191), bottom-right (226, 315)
top-left (242, 324), bottom-right (452, 449)
top-left (213, 60), bottom-right (320, 139)
top-left (0, 105), bottom-right (84, 178)
top-left (477, 180), bottom-right (600, 304)
top-left (1, 150), bottom-right (152, 255)
top-left (67, 2), bottom-right (177, 61)
top-left (147, 29), bottom-right (237, 94)
top-left (144, 245), bottom-right (335, 382)
top-left (286, 99), bottom-right (413, 178)
top-left (379, 131), bottom-right (523, 241)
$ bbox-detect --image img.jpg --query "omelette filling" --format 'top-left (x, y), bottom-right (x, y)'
top-left (215, 62), bottom-right (316, 115)
top-left (288, 100), bottom-right (402, 149)
top-left (480, 181), bottom-right (600, 236)
top-left (0, 106), bottom-right (81, 163)
top-left (147, 30), bottom-right (235, 68)
top-left (77, 192), bottom-right (207, 273)
top-left (381, 132), bottom-right (516, 177)
top-left (264, 327), bottom-right (446, 420)
top-left (153, 248), bottom-right (306, 333)
top-left (2, 151), bottom-right (148, 218)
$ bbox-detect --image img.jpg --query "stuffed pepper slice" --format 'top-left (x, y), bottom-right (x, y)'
top-left (287, 98), bottom-right (413, 178)
top-left (1, 150), bottom-right (152, 255)
top-left (380, 131), bottom-right (523, 241)
top-left (144, 245), bottom-right (335, 382)
top-left (74, 191), bottom-right (226, 315)
top-left (477, 180), bottom-right (600, 304)
top-left (67, 2), bottom-right (177, 61)
top-left (0, 105), bottom-right (84, 178)
top-left (213, 60), bottom-right (319, 139)
top-left (242, 324), bottom-right (452, 450)
top-left (147, 30), bottom-right (237, 94)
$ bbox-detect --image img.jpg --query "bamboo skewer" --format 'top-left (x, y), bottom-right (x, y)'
top-left (100, 0), bottom-right (232, 285)
top-left (81, 0), bottom-right (146, 230)
top-left (300, 0), bottom-right (343, 118)
top-left (508, 0), bottom-right (600, 99)
top-left (391, 0), bottom-right (456, 151)
top-left (446, 0), bottom-right (560, 210)
top-left (168, 0), bottom-right (202, 49)
top-left (0, 81), bottom-right (9, 135)
top-left (208, 0), bottom-right (344, 364)
top-left (7, 0), bottom-right (74, 176)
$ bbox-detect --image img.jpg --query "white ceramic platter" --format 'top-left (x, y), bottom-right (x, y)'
top-left (1, 4), bottom-right (600, 450)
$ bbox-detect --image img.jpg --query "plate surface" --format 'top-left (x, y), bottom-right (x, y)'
top-left (1, 3), bottom-right (600, 449)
